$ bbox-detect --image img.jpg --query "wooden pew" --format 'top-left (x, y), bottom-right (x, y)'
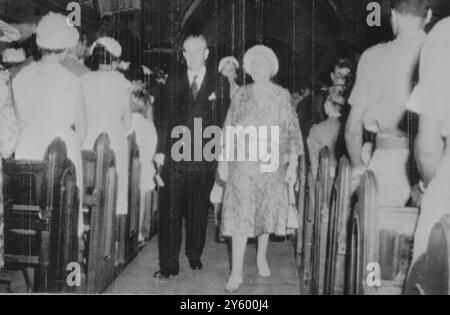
top-left (296, 156), bottom-right (307, 255)
top-left (348, 170), bottom-right (418, 295)
top-left (405, 215), bottom-right (450, 295)
top-left (298, 168), bottom-right (315, 295)
top-left (3, 139), bottom-right (80, 293)
top-left (324, 157), bottom-right (352, 295)
top-left (141, 190), bottom-right (159, 241)
top-left (117, 132), bottom-right (141, 266)
top-left (126, 132), bottom-right (141, 261)
top-left (311, 147), bottom-right (333, 295)
top-left (83, 134), bottom-right (118, 294)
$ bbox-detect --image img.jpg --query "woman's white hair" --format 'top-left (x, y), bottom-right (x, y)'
top-left (243, 45), bottom-right (279, 77)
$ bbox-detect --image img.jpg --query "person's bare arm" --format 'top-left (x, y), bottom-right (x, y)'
top-left (345, 105), bottom-right (366, 169)
top-left (415, 113), bottom-right (445, 187)
top-left (122, 89), bottom-right (132, 130)
top-left (74, 83), bottom-right (87, 145)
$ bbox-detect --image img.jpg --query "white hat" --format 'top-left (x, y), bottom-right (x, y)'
top-left (36, 12), bottom-right (79, 50)
top-left (218, 56), bottom-right (239, 73)
top-left (91, 37), bottom-right (122, 58)
top-left (118, 60), bottom-right (131, 71)
top-left (142, 65), bottom-right (152, 76)
top-left (0, 20), bottom-right (20, 43)
top-left (243, 45), bottom-right (279, 77)
top-left (2, 48), bottom-right (26, 64)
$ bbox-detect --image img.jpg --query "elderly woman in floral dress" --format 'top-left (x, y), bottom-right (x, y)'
top-left (218, 45), bottom-right (304, 292)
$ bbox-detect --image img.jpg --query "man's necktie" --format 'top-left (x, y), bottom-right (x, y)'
top-left (191, 75), bottom-right (199, 101)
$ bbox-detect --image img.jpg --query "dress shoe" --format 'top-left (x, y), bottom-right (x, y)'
top-left (189, 259), bottom-right (203, 271)
top-left (153, 270), bottom-right (178, 280)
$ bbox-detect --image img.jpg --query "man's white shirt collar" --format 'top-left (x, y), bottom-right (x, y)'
top-left (188, 67), bottom-right (207, 87)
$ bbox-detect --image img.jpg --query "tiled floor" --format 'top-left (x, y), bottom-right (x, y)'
top-left (106, 226), bottom-right (300, 295)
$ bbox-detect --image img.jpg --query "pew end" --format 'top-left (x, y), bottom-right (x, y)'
top-left (348, 170), bottom-right (418, 295)
top-left (324, 156), bottom-right (352, 295)
top-left (2, 139), bottom-right (80, 293)
top-left (405, 215), bottom-right (450, 295)
top-left (83, 133), bottom-right (118, 294)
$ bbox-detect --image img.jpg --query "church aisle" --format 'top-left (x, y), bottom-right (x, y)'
top-left (106, 224), bottom-right (300, 295)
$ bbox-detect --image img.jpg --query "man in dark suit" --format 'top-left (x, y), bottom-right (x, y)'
top-left (154, 35), bottom-right (230, 279)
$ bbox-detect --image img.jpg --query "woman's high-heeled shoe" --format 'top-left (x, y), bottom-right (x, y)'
top-left (225, 277), bottom-right (243, 293)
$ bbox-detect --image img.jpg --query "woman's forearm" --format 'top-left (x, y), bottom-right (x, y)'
top-left (416, 145), bottom-right (444, 187)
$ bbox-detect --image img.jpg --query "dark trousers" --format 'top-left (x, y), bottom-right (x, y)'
top-left (158, 167), bottom-right (214, 274)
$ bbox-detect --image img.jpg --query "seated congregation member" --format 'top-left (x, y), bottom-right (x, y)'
top-left (81, 37), bottom-right (132, 216)
top-left (405, 17), bottom-right (450, 264)
top-left (345, 0), bottom-right (432, 206)
top-left (308, 86), bottom-right (346, 180)
top-left (218, 45), bottom-right (304, 292)
top-left (129, 87), bottom-right (158, 243)
top-left (61, 30), bottom-right (91, 77)
top-left (307, 58), bottom-right (352, 177)
top-left (12, 12), bottom-right (87, 236)
top-left (154, 35), bottom-right (230, 279)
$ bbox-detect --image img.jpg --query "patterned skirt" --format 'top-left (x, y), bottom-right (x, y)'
top-left (221, 163), bottom-right (289, 238)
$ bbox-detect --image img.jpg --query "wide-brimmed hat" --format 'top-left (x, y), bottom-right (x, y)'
top-left (90, 37), bottom-right (122, 58)
top-left (2, 48), bottom-right (26, 64)
top-left (243, 45), bottom-right (279, 77)
top-left (0, 20), bottom-right (20, 43)
top-left (36, 12), bottom-right (79, 50)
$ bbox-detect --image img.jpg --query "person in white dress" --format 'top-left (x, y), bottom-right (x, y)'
top-left (12, 13), bottom-right (87, 237)
top-left (129, 87), bottom-right (158, 241)
top-left (81, 37), bottom-right (132, 215)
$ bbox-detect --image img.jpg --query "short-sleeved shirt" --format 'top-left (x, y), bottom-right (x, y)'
top-left (407, 71), bottom-right (450, 137)
top-left (407, 23), bottom-right (450, 138)
top-left (349, 30), bottom-right (426, 135)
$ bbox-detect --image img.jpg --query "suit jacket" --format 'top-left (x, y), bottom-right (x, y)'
top-left (157, 67), bottom-right (230, 173)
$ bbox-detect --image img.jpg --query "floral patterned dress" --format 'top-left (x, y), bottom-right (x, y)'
top-left (221, 84), bottom-right (304, 238)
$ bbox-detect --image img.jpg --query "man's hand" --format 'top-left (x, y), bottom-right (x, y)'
top-left (351, 164), bottom-right (367, 194)
top-left (154, 153), bottom-right (165, 167)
